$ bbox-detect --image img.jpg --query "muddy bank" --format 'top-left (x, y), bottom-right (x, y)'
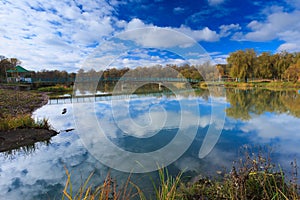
top-left (0, 128), bottom-right (58, 152)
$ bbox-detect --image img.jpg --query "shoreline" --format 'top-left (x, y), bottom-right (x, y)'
top-left (0, 87), bottom-right (58, 153)
top-left (0, 129), bottom-right (58, 152)
top-left (200, 81), bottom-right (300, 90)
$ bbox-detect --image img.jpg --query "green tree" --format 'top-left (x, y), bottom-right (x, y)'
top-left (284, 59), bottom-right (300, 82)
top-left (273, 51), bottom-right (293, 80)
top-left (227, 49), bottom-right (257, 82)
top-left (255, 52), bottom-right (274, 79)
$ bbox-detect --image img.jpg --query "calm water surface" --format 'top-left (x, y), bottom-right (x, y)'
top-left (0, 88), bottom-right (300, 199)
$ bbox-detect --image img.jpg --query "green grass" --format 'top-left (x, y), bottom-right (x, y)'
top-left (265, 81), bottom-right (300, 89)
top-left (37, 85), bottom-right (73, 93)
top-left (200, 81), bottom-right (300, 90)
top-left (151, 167), bottom-right (183, 200)
top-left (0, 114), bottom-right (51, 131)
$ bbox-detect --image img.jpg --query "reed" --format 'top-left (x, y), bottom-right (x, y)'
top-left (62, 150), bottom-right (299, 200)
top-left (153, 167), bottom-right (182, 200)
top-left (62, 168), bottom-right (145, 200)
top-left (178, 148), bottom-right (300, 200)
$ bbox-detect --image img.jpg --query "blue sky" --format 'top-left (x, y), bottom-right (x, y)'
top-left (1, 0), bottom-right (300, 71)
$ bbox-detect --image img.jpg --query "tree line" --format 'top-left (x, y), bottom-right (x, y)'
top-left (1, 50), bottom-right (300, 84)
top-left (224, 49), bottom-right (300, 82)
top-left (0, 55), bottom-right (217, 83)
top-left (76, 63), bottom-right (217, 81)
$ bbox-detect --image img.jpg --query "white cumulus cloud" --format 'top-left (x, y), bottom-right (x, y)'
top-left (219, 24), bottom-right (241, 37)
top-left (0, 0), bottom-right (115, 71)
top-left (120, 19), bottom-right (219, 48)
top-left (233, 8), bottom-right (300, 52)
top-left (0, 1), bottom-right (221, 71)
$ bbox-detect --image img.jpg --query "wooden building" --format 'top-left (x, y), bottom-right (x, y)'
top-left (6, 65), bottom-right (32, 83)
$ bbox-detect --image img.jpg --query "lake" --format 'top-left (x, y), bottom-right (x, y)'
top-left (1, 88), bottom-right (300, 199)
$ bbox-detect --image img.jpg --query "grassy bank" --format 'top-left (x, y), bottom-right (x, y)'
top-left (37, 85), bottom-right (73, 93)
top-left (63, 153), bottom-right (299, 200)
top-left (0, 114), bottom-right (50, 131)
top-left (178, 154), bottom-right (299, 199)
top-left (200, 81), bottom-right (300, 90)
top-left (0, 88), bottom-right (58, 152)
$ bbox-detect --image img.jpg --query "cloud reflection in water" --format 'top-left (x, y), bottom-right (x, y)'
top-left (0, 94), bottom-right (300, 199)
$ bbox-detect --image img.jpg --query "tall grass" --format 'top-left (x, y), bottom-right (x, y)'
top-left (62, 168), bottom-right (146, 200)
top-left (62, 166), bottom-right (184, 200)
top-left (0, 114), bottom-right (51, 131)
top-left (178, 148), bottom-right (300, 200)
top-left (62, 153), bottom-right (299, 200)
top-left (152, 167), bottom-right (182, 200)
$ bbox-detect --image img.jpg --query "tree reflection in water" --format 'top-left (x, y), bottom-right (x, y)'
top-left (225, 88), bottom-right (300, 120)
top-left (1, 140), bottom-right (51, 158)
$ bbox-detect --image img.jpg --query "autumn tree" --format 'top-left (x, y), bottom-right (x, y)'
top-left (255, 52), bottom-right (274, 79)
top-left (284, 59), bottom-right (300, 82)
top-left (273, 51), bottom-right (293, 80)
top-left (0, 57), bottom-right (21, 82)
top-left (227, 49), bottom-right (257, 82)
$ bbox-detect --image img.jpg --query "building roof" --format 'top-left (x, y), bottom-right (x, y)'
top-left (6, 65), bottom-right (31, 73)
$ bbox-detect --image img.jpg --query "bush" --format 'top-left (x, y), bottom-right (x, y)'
top-left (178, 148), bottom-right (300, 200)
top-left (37, 85), bottom-right (72, 93)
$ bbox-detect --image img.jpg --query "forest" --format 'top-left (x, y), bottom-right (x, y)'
top-left (1, 49), bottom-right (300, 84)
